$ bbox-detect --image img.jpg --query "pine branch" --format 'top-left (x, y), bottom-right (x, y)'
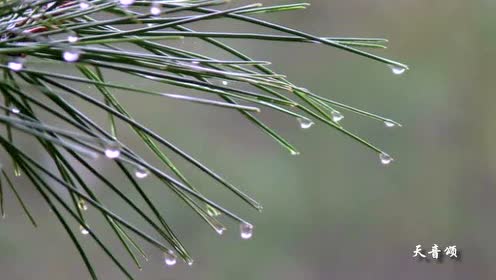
top-left (0, 0), bottom-right (407, 278)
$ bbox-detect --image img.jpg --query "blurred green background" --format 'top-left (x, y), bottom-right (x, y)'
top-left (2, 0), bottom-right (496, 279)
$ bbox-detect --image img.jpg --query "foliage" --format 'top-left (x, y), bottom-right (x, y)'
top-left (0, 0), bottom-right (407, 278)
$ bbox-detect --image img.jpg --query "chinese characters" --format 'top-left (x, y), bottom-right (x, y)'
top-left (413, 244), bottom-right (459, 261)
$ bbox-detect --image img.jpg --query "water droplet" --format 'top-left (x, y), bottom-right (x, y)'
top-left (77, 199), bottom-right (88, 211)
top-left (164, 251), bottom-right (177, 266)
top-left (63, 48), bottom-right (80, 62)
top-left (240, 223), bottom-right (253, 239)
top-left (379, 153), bottom-right (393, 165)
top-left (290, 150), bottom-right (300, 156)
top-left (331, 111), bottom-right (344, 123)
top-left (207, 205), bottom-right (221, 217)
top-left (384, 121), bottom-right (396, 128)
top-left (79, 0), bottom-right (90, 9)
top-left (187, 260), bottom-right (194, 266)
top-left (389, 65), bottom-right (406, 75)
top-left (215, 225), bottom-right (226, 235)
top-left (7, 58), bottom-right (23, 71)
top-left (150, 2), bottom-right (161, 16)
top-left (297, 118), bottom-right (314, 129)
top-left (104, 142), bottom-right (121, 159)
top-left (67, 32), bottom-right (79, 43)
top-left (13, 167), bottom-right (21, 176)
top-left (10, 106), bottom-right (20, 114)
top-left (191, 61), bottom-right (200, 65)
top-left (222, 80), bottom-right (228, 86)
top-left (119, 0), bottom-right (135, 6)
top-left (80, 225), bottom-right (89, 235)
top-left (134, 166), bottom-right (149, 179)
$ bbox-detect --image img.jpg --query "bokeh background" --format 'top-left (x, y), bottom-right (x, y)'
top-left (1, 0), bottom-right (496, 279)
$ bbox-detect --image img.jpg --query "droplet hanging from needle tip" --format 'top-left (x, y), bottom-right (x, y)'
top-left (104, 142), bottom-right (121, 159)
top-left (379, 153), bottom-right (393, 165)
top-left (164, 251), bottom-right (177, 266)
top-left (297, 118), bottom-right (314, 129)
top-left (389, 65), bottom-right (407, 75)
top-left (240, 223), bottom-right (253, 239)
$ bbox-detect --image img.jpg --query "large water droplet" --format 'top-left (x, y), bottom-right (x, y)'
top-left (379, 153), bottom-right (393, 165)
top-left (240, 223), bottom-right (253, 239)
top-left (7, 58), bottom-right (23, 71)
top-left (164, 251), bottom-right (177, 266)
top-left (331, 111), bottom-right (344, 123)
top-left (104, 142), bottom-right (121, 159)
top-left (222, 80), bottom-right (229, 86)
top-left (297, 118), bottom-right (314, 129)
top-left (67, 32), bottom-right (79, 43)
top-left (119, 0), bottom-right (135, 6)
top-left (78, 199), bottom-right (88, 211)
top-left (150, 2), bottom-right (161, 15)
top-left (134, 166), bottom-right (149, 179)
top-left (80, 225), bottom-right (89, 235)
top-left (63, 48), bottom-right (80, 62)
top-left (389, 65), bottom-right (406, 75)
top-left (187, 260), bottom-right (194, 266)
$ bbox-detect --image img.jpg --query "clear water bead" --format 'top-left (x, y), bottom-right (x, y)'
top-left (80, 225), bottom-right (89, 235)
top-left (79, 0), bottom-right (90, 9)
top-left (67, 33), bottom-right (79, 43)
top-left (389, 65), bottom-right (406, 75)
top-left (63, 48), bottom-right (80, 62)
top-left (150, 2), bottom-right (161, 16)
top-left (222, 80), bottom-right (228, 86)
top-left (164, 251), bottom-right (177, 266)
top-left (215, 225), bottom-right (226, 235)
top-left (7, 58), bottom-right (24, 71)
top-left (240, 223), bottom-right (253, 239)
top-left (297, 118), bottom-right (314, 129)
top-left (104, 142), bottom-right (121, 159)
top-left (331, 111), bottom-right (344, 123)
top-left (384, 121), bottom-right (396, 128)
top-left (379, 153), bottom-right (393, 165)
top-left (290, 150), bottom-right (300, 156)
top-left (134, 166), bottom-right (150, 179)
top-left (207, 205), bottom-right (221, 217)
top-left (119, 0), bottom-right (135, 6)
top-left (10, 106), bottom-right (20, 114)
